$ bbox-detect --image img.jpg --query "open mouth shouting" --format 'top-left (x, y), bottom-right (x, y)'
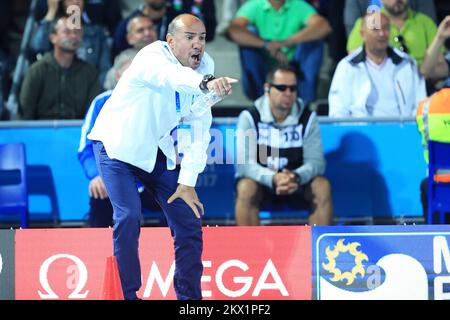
top-left (189, 52), bottom-right (202, 67)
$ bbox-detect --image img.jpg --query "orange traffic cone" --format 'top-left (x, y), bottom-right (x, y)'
top-left (100, 256), bottom-right (124, 300)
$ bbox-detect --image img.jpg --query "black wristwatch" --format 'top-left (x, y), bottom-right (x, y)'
top-left (199, 74), bottom-right (215, 93)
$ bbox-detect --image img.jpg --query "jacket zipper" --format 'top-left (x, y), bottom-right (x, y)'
top-left (396, 80), bottom-right (406, 115)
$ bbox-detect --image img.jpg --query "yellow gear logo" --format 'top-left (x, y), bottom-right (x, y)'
top-left (322, 239), bottom-right (369, 286)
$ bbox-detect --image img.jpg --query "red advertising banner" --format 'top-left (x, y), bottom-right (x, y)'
top-left (15, 226), bottom-right (311, 300)
top-left (15, 228), bottom-right (112, 300)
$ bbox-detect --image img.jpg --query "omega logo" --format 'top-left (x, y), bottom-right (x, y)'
top-left (38, 254), bottom-right (89, 299)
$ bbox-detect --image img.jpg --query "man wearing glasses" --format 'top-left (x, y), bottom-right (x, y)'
top-left (329, 13), bottom-right (426, 118)
top-left (347, 0), bottom-right (438, 66)
top-left (234, 64), bottom-right (333, 226)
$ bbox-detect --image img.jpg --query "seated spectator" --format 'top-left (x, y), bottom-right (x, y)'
top-left (344, 0), bottom-right (437, 36)
top-left (78, 48), bottom-right (162, 227)
top-left (35, 0), bottom-right (123, 36)
top-left (329, 13), bottom-right (426, 117)
top-left (235, 64), bottom-right (333, 226)
top-left (228, 0), bottom-right (332, 105)
top-left (347, 0), bottom-right (438, 66)
top-left (30, 0), bottom-right (111, 85)
top-left (19, 16), bottom-right (100, 119)
top-left (420, 15), bottom-right (450, 83)
top-left (112, 0), bottom-right (216, 57)
top-left (126, 14), bottom-right (158, 50)
top-left (103, 14), bottom-right (157, 89)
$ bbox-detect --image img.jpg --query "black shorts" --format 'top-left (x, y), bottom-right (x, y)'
top-left (235, 177), bottom-right (314, 213)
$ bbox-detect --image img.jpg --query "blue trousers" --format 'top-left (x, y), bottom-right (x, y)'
top-left (239, 40), bottom-right (324, 105)
top-left (93, 141), bottom-right (203, 300)
top-left (88, 188), bottom-right (164, 228)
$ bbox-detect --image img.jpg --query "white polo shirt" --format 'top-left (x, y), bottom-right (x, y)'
top-left (88, 40), bottom-right (214, 187)
top-left (365, 57), bottom-right (401, 116)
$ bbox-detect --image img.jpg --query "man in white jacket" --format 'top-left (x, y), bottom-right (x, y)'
top-left (329, 12), bottom-right (426, 118)
top-left (88, 14), bottom-right (237, 300)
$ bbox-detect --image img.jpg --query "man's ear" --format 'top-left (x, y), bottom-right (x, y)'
top-left (166, 33), bottom-right (174, 48)
top-left (126, 33), bottom-right (133, 46)
top-left (264, 83), bottom-right (270, 94)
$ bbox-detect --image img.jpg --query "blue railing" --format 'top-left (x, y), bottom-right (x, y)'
top-left (0, 117), bottom-right (426, 225)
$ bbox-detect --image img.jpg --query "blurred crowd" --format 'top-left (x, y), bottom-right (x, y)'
top-left (0, 0), bottom-right (449, 120)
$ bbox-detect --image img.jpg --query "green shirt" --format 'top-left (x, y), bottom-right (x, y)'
top-left (236, 0), bottom-right (316, 60)
top-left (347, 8), bottom-right (438, 66)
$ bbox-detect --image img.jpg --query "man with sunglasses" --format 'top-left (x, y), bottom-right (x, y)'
top-left (347, 0), bottom-right (438, 66)
top-left (329, 12), bottom-right (426, 118)
top-left (235, 64), bottom-right (333, 226)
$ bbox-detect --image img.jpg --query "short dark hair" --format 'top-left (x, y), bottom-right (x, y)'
top-left (126, 13), bottom-right (151, 33)
top-left (266, 63), bottom-right (298, 83)
top-left (50, 17), bottom-right (64, 34)
top-left (50, 16), bottom-right (84, 34)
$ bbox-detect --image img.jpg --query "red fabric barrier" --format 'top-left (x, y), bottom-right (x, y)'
top-left (15, 226), bottom-right (311, 300)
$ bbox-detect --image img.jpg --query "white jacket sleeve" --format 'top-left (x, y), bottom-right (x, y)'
top-left (328, 60), bottom-right (352, 118)
top-left (177, 105), bottom-right (213, 187)
top-left (177, 57), bottom-right (215, 187)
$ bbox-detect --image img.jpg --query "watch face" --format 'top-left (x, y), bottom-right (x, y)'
top-left (201, 74), bottom-right (214, 90)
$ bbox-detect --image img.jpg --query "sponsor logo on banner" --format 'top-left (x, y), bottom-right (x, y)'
top-left (15, 229), bottom-right (112, 300)
top-left (141, 258), bottom-right (289, 299)
top-left (38, 254), bottom-right (89, 299)
top-left (15, 227), bottom-right (311, 300)
top-left (138, 226), bottom-right (311, 299)
top-left (313, 226), bottom-right (450, 300)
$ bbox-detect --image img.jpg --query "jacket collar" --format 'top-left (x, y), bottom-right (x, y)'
top-left (350, 45), bottom-right (403, 65)
top-left (44, 51), bottom-right (82, 72)
top-left (263, 0), bottom-right (292, 12)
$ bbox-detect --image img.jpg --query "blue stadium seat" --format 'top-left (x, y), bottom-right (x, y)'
top-left (427, 141), bottom-right (450, 224)
top-left (0, 143), bottom-right (28, 228)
